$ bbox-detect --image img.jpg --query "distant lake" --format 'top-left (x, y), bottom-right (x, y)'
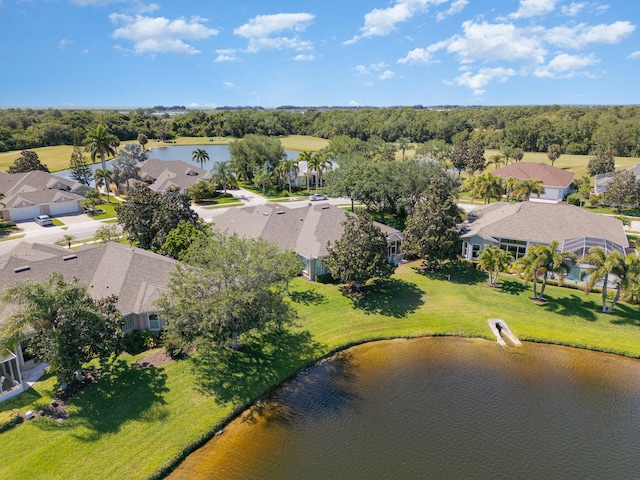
top-left (55, 144), bottom-right (298, 181)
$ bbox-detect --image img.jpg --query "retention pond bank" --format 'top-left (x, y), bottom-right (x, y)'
top-left (169, 336), bottom-right (640, 479)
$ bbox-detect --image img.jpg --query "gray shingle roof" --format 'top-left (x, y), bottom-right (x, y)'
top-left (138, 159), bottom-right (212, 192)
top-left (462, 201), bottom-right (628, 247)
top-left (0, 171), bottom-right (88, 209)
top-left (0, 242), bottom-right (176, 321)
top-left (212, 203), bottom-right (401, 259)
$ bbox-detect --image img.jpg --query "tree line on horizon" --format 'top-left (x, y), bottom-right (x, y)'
top-left (2, 105), bottom-right (640, 157)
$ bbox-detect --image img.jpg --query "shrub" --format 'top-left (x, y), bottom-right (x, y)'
top-left (566, 193), bottom-right (581, 206)
top-left (589, 194), bottom-right (603, 206)
top-left (0, 409), bottom-right (21, 433)
top-left (122, 329), bottom-right (158, 355)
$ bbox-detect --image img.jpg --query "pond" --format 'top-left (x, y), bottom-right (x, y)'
top-left (169, 337), bottom-right (640, 480)
top-left (54, 144), bottom-right (299, 181)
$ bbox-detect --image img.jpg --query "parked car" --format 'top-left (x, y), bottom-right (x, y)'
top-left (309, 194), bottom-right (328, 201)
top-left (35, 215), bottom-right (53, 226)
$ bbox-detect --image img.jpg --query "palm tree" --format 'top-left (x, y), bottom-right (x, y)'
top-left (55, 233), bottom-right (76, 249)
top-left (308, 150), bottom-right (333, 193)
top-left (534, 240), bottom-right (576, 300)
top-left (472, 172), bottom-right (503, 204)
top-left (478, 246), bottom-right (513, 286)
top-left (397, 137), bottom-right (411, 161)
top-left (581, 247), bottom-right (640, 313)
top-left (487, 153), bottom-right (504, 170)
top-left (297, 151), bottom-right (314, 192)
top-left (515, 246), bottom-right (545, 301)
top-left (282, 158), bottom-right (299, 194)
top-left (211, 160), bottom-right (236, 193)
top-left (514, 178), bottom-right (545, 201)
top-left (503, 177), bottom-right (520, 202)
top-left (192, 148), bottom-right (210, 169)
top-left (501, 145), bottom-right (514, 166)
top-left (547, 144), bottom-right (562, 166)
top-left (84, 124), bottom-right (118, 171)
top-left (94, 168), bottom-right (113, 203)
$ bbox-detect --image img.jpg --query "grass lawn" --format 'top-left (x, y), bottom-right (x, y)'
top-left (1, 261), bottom-right (640, 479)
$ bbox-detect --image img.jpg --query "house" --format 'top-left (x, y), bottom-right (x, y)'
top-left (137, 159), bottom-right (212, 194)
top-left (212, 203), bottom-right (403, 281)
top-left (492, 162), bottom-right (575, 202)
top-left (460, 201), bottom-right (629, 262)
top-left (0, 241), bottom-right (176, 402)
top-left (0, 171), bottom-right (89, 221)
top-left (593, 164), bottom-right (640, 195)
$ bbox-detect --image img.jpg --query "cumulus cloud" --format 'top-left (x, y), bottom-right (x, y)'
top-left (345, 0), bottom-right (451, 44)
top-left (448, 67), bottom-right (516, 95)
top-left (354, 65), bottom-right (370, 75)
top-left (628, 51), bottom-right (640, 59)
top-left (436, 0), bottom-right (468, 21)
top-left (59, 39), bottom-right (74, 49)
top-left (534, 53), bottom-right (599, 77)
top-left (379, 70), bottom-right (396, 80)
top-left (110, 13), bottom-right (218, 56)
top-left (234, 13), bottom-right (314, 53)
top-left (215, 49), bottom-right (239, 62)
top-left (222, 81), bottom-right (235, 90)
top-left (509, 0), bottom-right (558, 19)
top-left (294, 54), bottom-right (316, 61)
top-left (398, 41), bottom-right (448, 64)
top-left (545, 21), bottom-right (635, 48)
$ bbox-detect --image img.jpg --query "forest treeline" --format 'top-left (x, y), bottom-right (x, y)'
top-left (1, 105), bottom-right (640, 157)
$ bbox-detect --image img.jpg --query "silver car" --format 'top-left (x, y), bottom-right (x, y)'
top-left (35, 215), bottom-right (53, 226)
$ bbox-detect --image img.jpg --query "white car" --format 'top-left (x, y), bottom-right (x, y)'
top-left (35, 215), bottom-right (53, 226)
top-left (309, 194), bottom-right (328, 201)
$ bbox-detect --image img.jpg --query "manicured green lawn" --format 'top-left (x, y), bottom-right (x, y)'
top-left (1, 261), bottom-right (640, 480)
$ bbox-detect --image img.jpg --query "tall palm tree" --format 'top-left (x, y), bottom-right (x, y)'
top-left (211, 160), bottom-right (236, 193)
top-left (534, 240), bottom-right (576, 300)
top-left (84, 124), bottom-right (118, 171)
top-left (581, 247), bottom-right (640, 313)
top-left (297, 150), bottom-right (314, 192)
top-left (503, 177), bottom-right (520, 202)
top-left (478, 246), bottom-right (513, 286)
top-left (501, 145), bottom-right (514, 166)
top-left (94, 168), bottom-right (113, 203)
top-left (547, 144), bottom-right (562, 166)
top-left (472, 172), bottom-right (503, 204)
top-left (308, 150), bottom-right (333, 193)
top-left (192, 148), bottom-right (210, 169)
top-left (282, 158), bottom-right (299, 194)
top-left (515, 246), bottom-right (545, 301)
top-left (487, 154), bottom-right (504, 170)
top-left (515, 178), bottom-right (545, 201)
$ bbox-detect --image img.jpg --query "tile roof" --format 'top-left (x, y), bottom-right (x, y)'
top-left (212, 203), bottom-right (401, 259)
top-left (462, 201), bottom-right (628, 247)
top-left (0, 242), bottom-right (176, 320)
top-left (492, 162), bottom-right (575, 187)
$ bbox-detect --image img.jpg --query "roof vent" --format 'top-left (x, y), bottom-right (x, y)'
top-left (322, 205), bottom-right (330, 210)
top-left (14, 265), bottom-right (30, 273)
top-left (276, 210), bottom-right (286, 215)
top-left (63, 254), bottom-right (78, 261)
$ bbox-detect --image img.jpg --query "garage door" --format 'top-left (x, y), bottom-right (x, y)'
top-left (49, 201), bottom-right (81, 216)
top-left (8, 205), bottom-right (42, 221)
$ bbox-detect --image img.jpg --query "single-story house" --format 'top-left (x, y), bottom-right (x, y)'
top-left (492, 162), bottom-right (575, 202)
top-left (0, 241), bottom-right (176, 402)
top-left (593, 164), bottom-right (640, 195)
top-left (0, 171), bottom-right (89, 221)
top-left (212, 203), bottom-right (403, 281)
top-left (137, 159), bottom-right (212, 194)
top-left (460, 201), bottom-right (630, 262)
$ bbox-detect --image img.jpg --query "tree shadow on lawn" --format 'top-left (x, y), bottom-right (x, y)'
top-left (540, 293), bottom-right (598, 321)
top-left (46, 359), bottom-right (169, 440)
top-left (347, 278), bottom-right (424, 318)
top-left (607, 303), bottom-right (640, 327)
top-left (414, 262), bottom-right (486, 286)
top-left (192, 326), bottom-right (325, 406)
top-left (498, 280), bottom-right (528, 295)
top-left (289, 289), bottom-right (327, 306)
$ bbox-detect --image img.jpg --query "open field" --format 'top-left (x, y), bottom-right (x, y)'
top-left (1, 261), bottom-right (639, 480)
top-left (0, 136), bottom-right (329, 173)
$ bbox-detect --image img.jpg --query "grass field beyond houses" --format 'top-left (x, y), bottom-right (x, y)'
top-left (1, 261), bottom-right (639, 480)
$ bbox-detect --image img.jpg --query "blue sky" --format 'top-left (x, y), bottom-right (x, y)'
top-left (0, 0), bottom-right (638, 108)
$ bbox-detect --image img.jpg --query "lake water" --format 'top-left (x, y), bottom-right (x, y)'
top-left (169, 337), bottom-right (640, 479)
top-left (54, 144), bottom-right (298, 181)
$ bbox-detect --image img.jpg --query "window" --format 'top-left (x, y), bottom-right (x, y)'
top-left (498, 238), bottom-right (527, 259)
top-left (148, 313), bottom-right (161, 331)
top-left (462, 242), bottom-right (469, 258)
top-left (471, 244), bottom-right (481, 259)
top-left (123, 315), bottom-right (135, 332)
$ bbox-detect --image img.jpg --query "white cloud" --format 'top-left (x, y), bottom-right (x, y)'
top-left (379, 70), bottom-right (396, 80)
top-left (447, 21), bottom-right (547, 65)
top-left (545, 21), bottom-right (636, 48)
top-left (534, 53), bottom-right (599, 77)
top-left (234, 13), bottom-right (314, 53)
top-left (345, 0), bottom-right (450, 44)
top-left (59, 39), bottom-right (73, 49)
top-left (81, 48), bottom-right (90, 54)
top-left (398, 40), bottom-right (448, 64)
top-left (215, 49), bottom-right (239, 62)
top-left (348, 100), bottom-right (360, 107)
top-left (436, 0), bottom-right (468, 21)
top-left (449, 67), bottom-right (516, 95)
top-left (560, 2), bottom-right (585, 16)
top-left (370, 62), bottom-right (388, 71)
top-left (509, 0), bottom-right (558, 19)
top-left (628, 51), bottom-right (640, 59)
top-left (222, 82), bottom-right (235, 90)
top-left (110, 14), bottom-right (218, 56)
top-left (294, 54), bottom-right (316, 61)
top-left (354, 65), bottom-right (369, 75)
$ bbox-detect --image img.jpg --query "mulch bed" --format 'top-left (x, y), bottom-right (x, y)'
top-left (136, 349), bottom-right (173, 369)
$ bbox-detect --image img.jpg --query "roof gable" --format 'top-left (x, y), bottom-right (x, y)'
top-left (493, 162), bottom-right (575, 187)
